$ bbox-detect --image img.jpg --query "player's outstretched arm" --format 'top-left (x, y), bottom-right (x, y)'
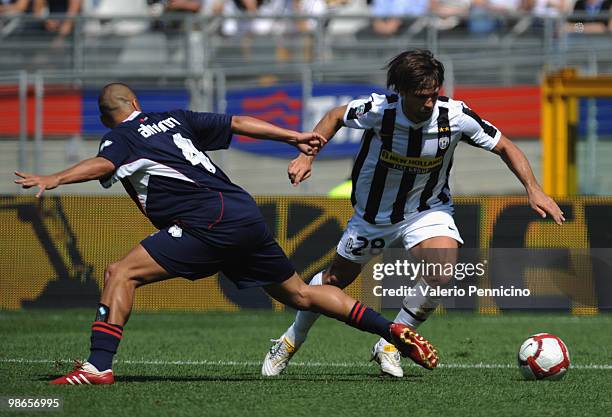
top-left (287, 105), bottom-right (347, 186)
top-left (14, 157), bottom-right (115, 198)
top-left (492, 136), bottom-right (565, 225)
top-left (230, 115), bottom-right (326, 156)
top-left (313, 105), bottom-right (347, 140)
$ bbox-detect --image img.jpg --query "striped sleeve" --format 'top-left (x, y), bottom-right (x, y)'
top-left (458, 102), bottom-right (501, 150)
top-left (343, 93), bottom-right (387, 130)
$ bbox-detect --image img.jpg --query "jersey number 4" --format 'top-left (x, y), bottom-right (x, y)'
top-left (173, 133), bottom-right (216, 174)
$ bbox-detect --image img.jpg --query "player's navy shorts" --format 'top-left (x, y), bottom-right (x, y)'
top-left (140, 221), bottom-right (295, 289)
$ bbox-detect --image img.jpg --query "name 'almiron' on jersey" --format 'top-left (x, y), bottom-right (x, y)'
top-left (96, 109), bottom-right (263, 239)
top-left (345, 93), bottom-right (501, 225)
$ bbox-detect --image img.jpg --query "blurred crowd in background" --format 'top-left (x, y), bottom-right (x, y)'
top-left (0, 0), bottom-right (611, 42)
top-left (1, 1), bottom-right (611, 196)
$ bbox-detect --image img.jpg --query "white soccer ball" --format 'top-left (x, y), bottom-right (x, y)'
top-left (517, 333), bottom-right (570, 380)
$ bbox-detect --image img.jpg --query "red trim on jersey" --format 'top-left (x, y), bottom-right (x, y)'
top-left (208, 192), bottom-right (224, 229)
top-left (120, 177), bottom-right (147, 216)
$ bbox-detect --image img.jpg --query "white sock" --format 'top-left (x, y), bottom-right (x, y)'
top-left (284, 271), bottom-right (324, 347)
top-left (378, 278), bottom-right (441, 346)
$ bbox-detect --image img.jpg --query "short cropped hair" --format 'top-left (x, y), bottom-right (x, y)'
top-left (98, 82), bottom-right (136, 119)
top-left (386, 50), bottom-right (445, 94)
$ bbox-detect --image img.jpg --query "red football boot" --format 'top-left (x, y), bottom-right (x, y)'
top-left (389, 323), bottom-right (439, 370)
top-left (50, 361), bottom-right (114, 385)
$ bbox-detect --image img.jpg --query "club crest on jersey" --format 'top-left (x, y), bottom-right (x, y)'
top-left (438, 126), bottom-right (451, 150)
top-left (355, 104), bottom-right (367, 117)
top-left (438, 135), bottom-right (450, 150)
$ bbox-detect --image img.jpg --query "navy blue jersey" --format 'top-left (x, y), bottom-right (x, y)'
top-left (97, 110), bottom-right (263, 236)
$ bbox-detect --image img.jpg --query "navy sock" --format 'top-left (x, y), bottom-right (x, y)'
top-left (345, 302), bottom-right (392, 342)
top-left (87, 321), bottom-right (123, 371)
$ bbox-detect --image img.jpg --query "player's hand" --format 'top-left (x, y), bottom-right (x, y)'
top-left (14, 171), bottom-right (60, 198)
top-left (527, 187), bottom-right (565, 225)
top-left (292, 132), bottom-right (327, 156)
top-left (288, 154), bottom-right (313, 186)
top-left (295, 142), bottom-right (318, 156)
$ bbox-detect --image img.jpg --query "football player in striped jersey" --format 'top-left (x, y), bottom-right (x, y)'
top-left (262, 49), bottom-right (564, 377)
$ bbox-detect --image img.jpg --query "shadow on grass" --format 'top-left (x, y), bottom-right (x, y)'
top-left (40, 373), bottom-right (424, 383)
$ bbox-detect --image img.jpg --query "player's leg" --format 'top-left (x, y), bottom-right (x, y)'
top-left (264, 273), bottom-right (355, 319)
top-left (262, 256), bottom-right (362, 376)
top-left (395, 236), bottom-right (458, 328)
top-left (371, 236), bottom-right (458, 376)
top-left (285, 255), bottom-right (362, 347)
top-left (262, 215), bottom-right (378, 376)
top-left (394, 210), bottom-right (462, 329)
top-left (100, 244), bottom-right (174, 326)
top-left (284, 214), bottom-right (390, 347)
top-left (90, 244), bottom-right (174, 369)
top-left (263, 273), bottom-right (438, 370)
top-left (372, 210), bottom-right (461, 375)
top-left (50, 243), bottom-right (175, 385)
top-left (372, 210), bottom-right (463, 377)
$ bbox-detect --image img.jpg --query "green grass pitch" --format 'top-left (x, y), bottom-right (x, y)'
top-left (1, 310), bottom-right (611, 417)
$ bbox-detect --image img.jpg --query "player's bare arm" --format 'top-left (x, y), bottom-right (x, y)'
top-left (288, 105), bottom-right (347, 186)
top-left (14, 157), bottom-right (115, 198)
top-left (492, 135), bottom-right (565, 225)
top-left (313, 105), bottom-right (347, 140)
top-left (230, 115), bottom-right (326, 156)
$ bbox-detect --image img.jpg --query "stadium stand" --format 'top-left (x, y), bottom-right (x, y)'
top-left (2, 1), bottom-right (612, 195)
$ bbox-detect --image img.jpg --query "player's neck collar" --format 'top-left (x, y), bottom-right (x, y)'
top-left (122, 111), bottom-right (141, 122)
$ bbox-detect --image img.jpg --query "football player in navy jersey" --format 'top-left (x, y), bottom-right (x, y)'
top-left (15, 83), bottom-right (438, 385)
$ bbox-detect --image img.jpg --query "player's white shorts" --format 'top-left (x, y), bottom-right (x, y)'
top-left (337, 208), bottom-right (463, 264)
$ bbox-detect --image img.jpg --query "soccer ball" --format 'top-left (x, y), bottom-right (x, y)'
top-left (517, 333), bottom-right (570, 380)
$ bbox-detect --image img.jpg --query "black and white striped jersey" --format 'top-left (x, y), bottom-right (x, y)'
top-left (344, 93), bottom-right (501, 225)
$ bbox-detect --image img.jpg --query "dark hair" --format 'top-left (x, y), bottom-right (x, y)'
top-left (386, 50), bottom-right (444, 94)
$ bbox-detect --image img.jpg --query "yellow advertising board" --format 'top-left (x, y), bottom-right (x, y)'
top-left (0, 196), bottom-right (610, 312)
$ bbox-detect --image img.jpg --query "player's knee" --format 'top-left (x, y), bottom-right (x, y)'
top-left (289, 286), bottom-right (314, 311)
top-left (324, 261), bottom-right (360, 288)
top-left (324, 273), bottom-right (347, 288)
top-left (103, 262), bottom-right (134, 288)
top-left (104, 262), bottom-right (119, 287)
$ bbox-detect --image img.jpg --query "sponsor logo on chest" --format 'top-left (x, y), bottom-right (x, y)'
top-left (379, 149), bottom-right (444, 174)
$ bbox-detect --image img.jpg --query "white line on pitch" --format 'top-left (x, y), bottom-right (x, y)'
top-left (1, 358), bottom-right (611, 370)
